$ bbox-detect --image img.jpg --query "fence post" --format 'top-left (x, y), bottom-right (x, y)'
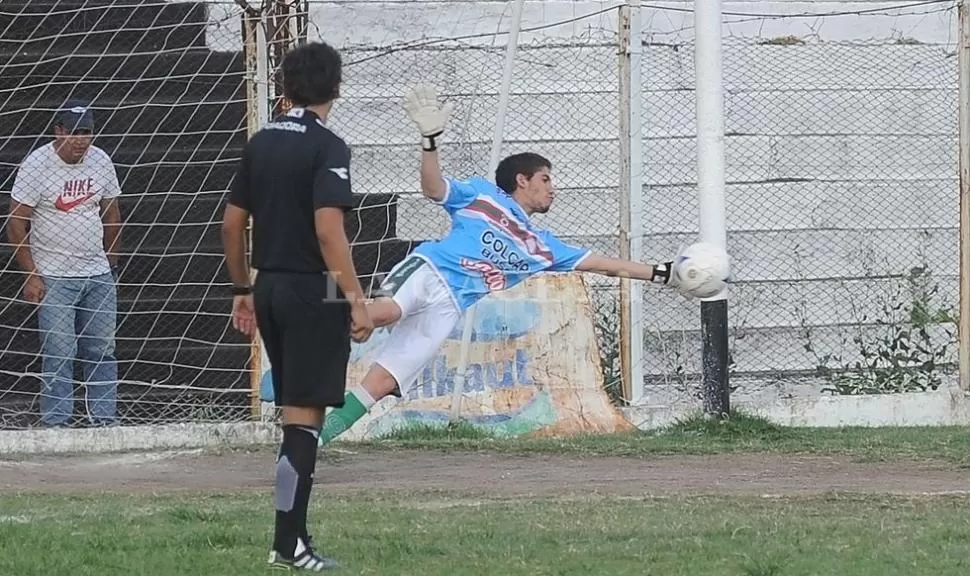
top-left (959, 1), bottom-right (970, 391)
top-left (243, 6), bottom-right (272, 420)
top-left (618, 0), bottom-right (645, 404)
top-left (267, 0), bottom-right (305, 115)
top-left (290, 1), bottom-right (308, 48)
top-left (448, 0), bottom-right (527, 423)
top-left (242, 7), bottom-right (260, 420)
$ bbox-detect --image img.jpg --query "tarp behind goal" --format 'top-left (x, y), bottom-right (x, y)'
top-left (260, 273), bottom-right (633, 440)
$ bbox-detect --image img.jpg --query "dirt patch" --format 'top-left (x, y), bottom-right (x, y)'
top-left (1, 446), bottom-right (968, 497)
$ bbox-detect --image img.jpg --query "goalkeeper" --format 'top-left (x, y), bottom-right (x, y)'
top-left (319, 85), bottom-right (682, 445)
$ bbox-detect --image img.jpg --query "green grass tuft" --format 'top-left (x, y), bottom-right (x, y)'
top-left (663, 410), bottom-right (787, 437)
top-left (375, 420), bottom-right (496, 442)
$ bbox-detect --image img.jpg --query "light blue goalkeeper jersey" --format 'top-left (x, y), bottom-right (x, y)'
top-left (411, 176), bottom-right (590, 311)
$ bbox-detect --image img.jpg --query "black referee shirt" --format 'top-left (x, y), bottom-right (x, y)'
top-left (228, 107), bottom-right (354, 274)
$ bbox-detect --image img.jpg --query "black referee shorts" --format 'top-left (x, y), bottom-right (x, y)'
top-left (253, 271), bottom-right (351, 409)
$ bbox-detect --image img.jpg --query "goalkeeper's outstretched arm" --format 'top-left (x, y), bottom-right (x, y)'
top-left (419, 150), bottom-right (447, 202)
top-left (576, 253), bottom-right (676, 286)
top-left (403, 85), bottom-right (454, 203)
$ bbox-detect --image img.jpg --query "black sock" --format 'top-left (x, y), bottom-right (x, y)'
top-left (273, 424), bottom-right (320, 557)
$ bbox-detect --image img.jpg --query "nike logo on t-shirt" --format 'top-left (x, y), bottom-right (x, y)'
top-left (54, 193), bottom-right (95, 212)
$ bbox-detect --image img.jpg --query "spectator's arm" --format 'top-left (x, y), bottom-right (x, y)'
top-left (100, 197), bottom-right (121, 269)
top-left (6, 201), bottom-right (37, 275)
top-left (8, 156), bottom-right (41, 276)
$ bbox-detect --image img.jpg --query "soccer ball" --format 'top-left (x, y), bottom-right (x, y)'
top-left (672, 242), bottom-right (731, 299)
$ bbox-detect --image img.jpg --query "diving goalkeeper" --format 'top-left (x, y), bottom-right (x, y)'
top-left (318, 85), bottom-right (682, 444)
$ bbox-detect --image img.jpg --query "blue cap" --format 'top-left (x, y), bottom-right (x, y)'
top-left (55, 99), bottom-right (95, 132)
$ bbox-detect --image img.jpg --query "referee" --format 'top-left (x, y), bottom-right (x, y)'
top-left (221, 41), bottom-right (372, 572)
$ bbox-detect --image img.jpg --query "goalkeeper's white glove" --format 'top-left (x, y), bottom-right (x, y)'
top-left (403, 84), bottom-right (454, 152)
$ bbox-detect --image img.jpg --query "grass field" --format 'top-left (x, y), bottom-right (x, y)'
top-left (4, 492), bottom-right (970, 576)
top-left (363, 413), bottom-right (970, 466)
top-left (3, 415), bottom-right (970, 575)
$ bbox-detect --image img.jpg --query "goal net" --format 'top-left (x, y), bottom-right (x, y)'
top-left (1, 0), bottom-right (960, 442)
top-left (0, 0), bottom-right (625, 438)
top-left (0, 0), bottom-right (251, 429)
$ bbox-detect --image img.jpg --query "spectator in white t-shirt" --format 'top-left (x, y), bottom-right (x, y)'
top-left (6, 100), bottom-right (123, 427)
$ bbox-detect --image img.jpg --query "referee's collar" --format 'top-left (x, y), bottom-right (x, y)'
top-left (286, 107), bottom-right (327, 126)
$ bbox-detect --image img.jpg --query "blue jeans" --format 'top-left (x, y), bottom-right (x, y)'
top-left (37, 273), bottom-right (118, 426)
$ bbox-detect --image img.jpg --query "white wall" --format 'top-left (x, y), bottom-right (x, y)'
top-left (202, 1), bottom-right (959, 52)
top-left (207, 1), bottom-right (963, 391)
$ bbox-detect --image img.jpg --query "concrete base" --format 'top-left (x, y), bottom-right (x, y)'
top-left (622, 386), bottom-right (970, 429)
top-left (0, 422), bottom-right (279, 457)
top-left (6, 388), bottom-right (970, 456)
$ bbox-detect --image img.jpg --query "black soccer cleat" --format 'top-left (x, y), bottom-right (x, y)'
top-left (268, 536), bottom-right (339, 572)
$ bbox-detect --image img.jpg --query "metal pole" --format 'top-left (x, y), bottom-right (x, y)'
top-left (618, 0), bottom-right (645, 405)
top-left (450, 0), bottom-right (527, 422)
top-left (694, 0), bottom-right (730, 417)
top-left (243, 9), bottom-right (262, 419)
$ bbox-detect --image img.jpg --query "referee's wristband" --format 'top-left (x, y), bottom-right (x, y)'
top-left (231, 284), bottom-right (252, 296)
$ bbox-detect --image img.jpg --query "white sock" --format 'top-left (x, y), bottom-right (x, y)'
top-left (351, 386), bottom-right (376, 410)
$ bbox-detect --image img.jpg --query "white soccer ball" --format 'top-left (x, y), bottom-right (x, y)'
top-left (672, 242), bottom-right (731, 299)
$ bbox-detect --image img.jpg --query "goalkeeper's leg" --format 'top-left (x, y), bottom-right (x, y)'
top-left (319, 362), bottom-right (401, 445)
top-left (318, 296), bottom-right (401, 444)
top-left (319, 301), bottom-right (459, 445)
top-left (319, 267), bottom-right (461, 446)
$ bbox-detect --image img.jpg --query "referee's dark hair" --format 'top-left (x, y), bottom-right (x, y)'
top-left (495, 152), bottom-right (552, 195)
top-left (281, 41), bottom-right (343, 107)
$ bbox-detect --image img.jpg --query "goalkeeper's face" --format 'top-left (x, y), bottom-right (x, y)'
top-left (522, 167), bottom-right (555, 214)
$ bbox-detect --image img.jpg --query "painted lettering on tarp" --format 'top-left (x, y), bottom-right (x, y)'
top-left (403, 297), bottom-right (541, 400)
top-left (407, 349), bottom-right (532, 400)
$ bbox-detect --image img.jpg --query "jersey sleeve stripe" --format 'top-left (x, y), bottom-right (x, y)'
top-left (571, 250), bottom-right (593, 271)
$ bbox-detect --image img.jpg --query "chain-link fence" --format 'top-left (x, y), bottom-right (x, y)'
top-left (639, 29), bottom-right (961, 407)
top-left (0, 0), bottom-right (961, 433)
top-left (329, 39), bottom-right (621, 288)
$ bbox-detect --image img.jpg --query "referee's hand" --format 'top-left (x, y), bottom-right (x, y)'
top-left (232, 294), bottom-right (258, 338)
top-left (350, 301), bottom-right (374, 343)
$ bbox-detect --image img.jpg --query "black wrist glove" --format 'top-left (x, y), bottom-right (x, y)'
top-left (651, 261), bottom-right (675, 285)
